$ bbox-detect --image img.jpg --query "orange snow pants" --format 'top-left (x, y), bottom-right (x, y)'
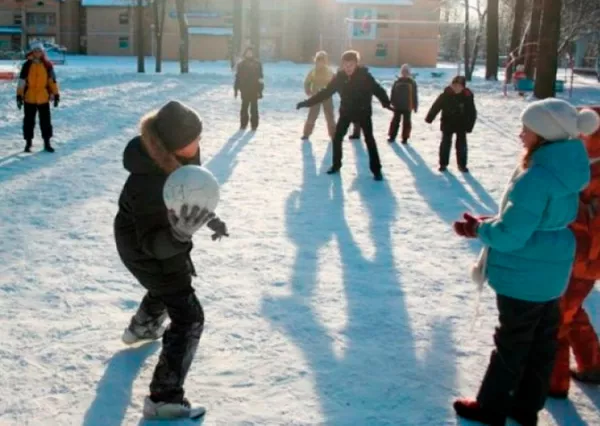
top-left (550, 277), bottom-right (600, 393)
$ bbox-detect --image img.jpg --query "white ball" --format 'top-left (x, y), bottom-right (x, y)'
top-left (163, 165), bottom-right (220, 215)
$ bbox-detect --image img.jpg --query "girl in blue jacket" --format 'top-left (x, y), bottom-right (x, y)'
top-left (452, 99), bottom-right (599, 426)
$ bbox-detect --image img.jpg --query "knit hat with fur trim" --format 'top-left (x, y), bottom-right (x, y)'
top-left (521, 98), bottom-right (600, 141)
top-left (154, 101), bottom-right (203, 152)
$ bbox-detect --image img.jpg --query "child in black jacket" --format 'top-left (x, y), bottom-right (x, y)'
top-left (425, 76), bottom-right (477, 172)
top-left (296, 50), bottom-right (393, 180)
top-left (388, 64), bottom-right (418, 144)
top-left (114, 101), bottom-right (228, 420)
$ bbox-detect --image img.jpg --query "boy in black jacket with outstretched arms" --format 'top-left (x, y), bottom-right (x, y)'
top-left (296, 50), bottom-right (393, 181)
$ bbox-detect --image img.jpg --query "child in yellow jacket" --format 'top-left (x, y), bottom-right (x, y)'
top-left (302, 51), bottom-right (336, 140)
top-left (16, 42), bottom-right (60, 153)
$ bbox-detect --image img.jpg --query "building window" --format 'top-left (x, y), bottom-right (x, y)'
top-left (14, 14), bottom-right (22, 25)
top-left (375, 43), bottom-right (388, 58)
top-left (118, 36), bottom-right (129, 49)
top-left (26, 13), bottom-right (56, 27)
top-left (119, 12), bottom-right (129, 25)
top-left (351, 8), bottom-right (376, 40)
top-left (377, 13), bottom-right (389, 29)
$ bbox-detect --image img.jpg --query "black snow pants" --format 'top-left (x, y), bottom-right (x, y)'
top-left (439, 131), bottom-right (467, 169)
top-left (331, 114), bottom-right (382, 175)
top-left (23, 102), bottom-right (53, 142)
top-left (476, 295), bottom-right (561, 425)
top-left (134, 280), bottom-right (204, 403)
top-left (240, 96), bottom-right (259, 130)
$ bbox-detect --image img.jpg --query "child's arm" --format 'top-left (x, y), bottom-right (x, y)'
top-left (477, 168), bottom-right (548, 252)
top-left (304, 70), bottom-right (314, 96)
top-left (465, 91), bottom-right (477, 132)
top-left (425, 93), bottom-right (444, 123)
top-left (369, 73), bottom-right (391, 108)
top-left (412, 80), bottom-right (418, 113)
top-left (298, 74), bottom-right (338, 108)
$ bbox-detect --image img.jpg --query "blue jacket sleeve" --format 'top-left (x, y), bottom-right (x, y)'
top-left (477, 167), bottom-right (548, 252)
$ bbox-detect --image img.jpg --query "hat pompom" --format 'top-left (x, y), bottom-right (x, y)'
top-left (577, 108), bottom-right (600, 136)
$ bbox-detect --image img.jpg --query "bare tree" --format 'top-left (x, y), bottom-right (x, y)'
top-left (558, 0), bottom-right (600, 55)
top-left (175, 0), bottom-right (189, 73)
top-left (534, 0), bottom-right (563, 98)
top-left (525, 0), bottom-right (543, 79)
top-left (136, 0), bottom-right (145, 73)
top-left (231, 0), bottom-right (243, 68)
top-left (505, 0), bottom-right (526, 81)
top-left (462, 0), bottom-right (487, 81)
top-left (486, 0), bottom-right (499, 79)
top-left (249, 0), bottom-right (260, 58)
top-left (463, 0), bottom-right (472, 80)
top-left (153, 0), bottom-right (167, 73)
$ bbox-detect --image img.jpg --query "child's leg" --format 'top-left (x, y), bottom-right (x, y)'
top-left (511, 298), bottom-right (560, 424)
top-left (303, 104), bottom-right (321, 138)
top-left (240, 98), bottom-right (250, 129)
top-left (550, 277), bottom-right (595, 394)
top-left (387, 111), bottom-right (401, 140)
top-left (250, 99), bottom-right (259, 130)
top-left (329, 116), bottom-right (352, 172)
top-left (401, 111), bottom-right (412, 142)
top-left (438, 132), bottom-right (453, 169)
top-left (455, 132), bottom-right (468, 170)
top-left (349, 122), bottom-right (360, 139)
top-left (322, 99), bottom-right (337, 140)
top-left (358, 116), bottom-right (382, 177)
top-left (23, 103), bottom-right (37, 148)
top-left (475, 296), bottom-right (545, 420)
top-left (123, 291), bottom-right (168, 343)
top-left (149, 287), bottom-right (204, 403)
top-left (568, 279), bottom-right (599, 373)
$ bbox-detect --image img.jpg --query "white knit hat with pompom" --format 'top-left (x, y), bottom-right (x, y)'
top-left (521, 98), bottom-right (600, 141)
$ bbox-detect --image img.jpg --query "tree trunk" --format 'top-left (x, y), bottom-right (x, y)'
top-left (231, 0), bottom-right (243, 68)
top-left (175, 0), bottom-right (189, 73)
top-left (485, 0), bottom-right (499, 80)
top-left (506, 0), bottom-right (526, 81)
top-left (471, 23), bottom-right (485, 77)
top-left (249, 0), bottom-right (260, 59)
top-left (525, 0), bottom-right (543, 79)
top-left (302, 0), bottom-right (320, 61)
top-left (533, 0), bottom-right (562, 99)
top-left (153, 0), bottom-right (166, 73)
top-left (136, 0), bottom-right (145, 73)
top-left (463, 0), bottom-right (472, 80)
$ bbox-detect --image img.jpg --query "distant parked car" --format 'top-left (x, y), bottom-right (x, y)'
top-left (28, 41), bottom-right (67, 53)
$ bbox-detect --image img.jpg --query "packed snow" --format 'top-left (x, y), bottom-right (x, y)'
top-left (0, 56), bottom-right (598, 426)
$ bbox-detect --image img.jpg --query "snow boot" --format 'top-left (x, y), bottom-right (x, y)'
top-left (547, 389), bottom-right (569, 399)
top-left (459, 166), bottom-right (469, 173)
top-left (453, 398), bottom-right (505, 426)
top-left (43, 139), bottom-right (54, 153)
top-left (401, 138), bottom-right (408, 145)
top-left (439, 166), bottom-right (447, 172)
top-left (142, 396), bottom-right (206, 420)
top-left (326, 166), bottom-right (340, 175)
top-left (24, 139), bottom-right (32, 153)
top-left (122, 311), bottom-right (168, 345)
top-left (373, 172), bottom-right (383, 181)
top-left (571, 367), bottom-right (600, 384)
top-left (387, 137), bottom-right (395, 143)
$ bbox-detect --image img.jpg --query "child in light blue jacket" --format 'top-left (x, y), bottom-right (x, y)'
top-left (452, 99), bottom-right (599, 426)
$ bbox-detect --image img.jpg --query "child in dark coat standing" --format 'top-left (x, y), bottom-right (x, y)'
top-left (296, 50), bottom-right (393, 181)
top-left (388, 64), bottom-right (418, 144)
top-left (234, 46), bottom-right (264, 131)
top-left (425, 76), bottom-right (477, 172)
top-left (114, 100), bottom-right (229, 419)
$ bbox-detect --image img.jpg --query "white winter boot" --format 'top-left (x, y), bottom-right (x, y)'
top-left (142, 396), bottom-right (206, 419)
top-left (122, 311), bottom-right (168, 345)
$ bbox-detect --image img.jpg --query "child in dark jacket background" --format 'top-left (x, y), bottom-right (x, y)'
top-left (425, 76), bottom-right (477, 172)
top-left (388, 64), bottom-right (418, 144)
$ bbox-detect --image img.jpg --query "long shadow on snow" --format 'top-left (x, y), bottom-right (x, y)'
top-left (262, 140), bottom-right (457, 424)
top-left (545, 398), bottom-right (588, 426)
top-left (204, 130), bottom-right (255, 185)
top-left (390, 143), bottom-right (497, 253)
top-left (82, 342), bottom-right (159, 426)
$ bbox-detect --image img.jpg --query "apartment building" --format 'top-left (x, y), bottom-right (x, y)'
top-left (0, 0), bottom-right (80, 53)
top-left (1, 0), bottom-right (441, 67)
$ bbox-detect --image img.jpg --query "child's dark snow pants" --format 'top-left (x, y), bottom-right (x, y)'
top-left (134, 284), bottom-right (204, 403)
top-left (476, 295), bottom-right (560, 424)
top-left (388, 110), bottom-right (412, 141)
top-left (439, 131), bottom-right (467, 169)
top-left (23, 102), bottom-right (52, 142)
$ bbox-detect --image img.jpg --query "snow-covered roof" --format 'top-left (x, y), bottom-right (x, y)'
top-left (81, 0), bottom-right (149, 7)
top-left (336, 0), bottom-right (414, 5)
top-left (188, 27), bottom-right (233, 36)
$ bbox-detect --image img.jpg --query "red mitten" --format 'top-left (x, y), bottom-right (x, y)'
top-left (453, 213), bottom-right (480, 238)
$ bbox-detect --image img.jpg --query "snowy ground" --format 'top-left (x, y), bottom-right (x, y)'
top-left (0, 56), bottom-right (599, 426)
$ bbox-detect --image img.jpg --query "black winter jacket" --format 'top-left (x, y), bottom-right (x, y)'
top-left (425, 87), bottom-right (477, 134)
top-left (300, 66), bottom-right (391, 120)
top-left (114, 137), bottom-right (199, 294)
top-left (234, 58), bottom-right (264, 100)
top-left (390, 77), bottom-right (418, 112)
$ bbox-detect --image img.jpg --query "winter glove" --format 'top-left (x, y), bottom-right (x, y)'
top-left (53, 94), bottom-right (60, 108)
top-left (16, 95), bottom-right (22, 110)
top-left (453, 212), bottom-right (480, 239)
top-left (207, 217), bottom-right (229, 241)
top-left (168, 204), bottom-right (215, 243)
top-left (296, 101), bottom-right (308, 110)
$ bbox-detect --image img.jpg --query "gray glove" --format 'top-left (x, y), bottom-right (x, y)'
top-left (207, 217), bottom-right (229, 241)
top-left (168, 204), bottom-right (215, 242)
